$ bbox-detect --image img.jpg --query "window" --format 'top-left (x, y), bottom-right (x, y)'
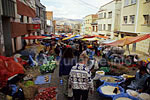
top-left (108, 11), bottom-right (112, 18)
top-left (93, 26), bottom-right (95, 31)
top-left (103, 24), bottom-right (106, 30)
top-left (20, 15), bottom-right (24, 23)
top-left (124, 0), bottom-right (129, 6)
top-left (104, 13), bottom-right (106, 18)
top-left (108, 24), bottom-right (111, 31)
top-left (130, 15), bottom-right (135, 24)
top-left (123, 16), bottom-right (128, 24)
top-left (131, 0), bottom-right (136, 4)
top-left (99, 13), bottom-right (103, 19)
top-left (146, 0), bottom-right (150, 2)
top-left (98, 24), bottom-right (102, 31)
top-left (27, 16), bottom-right (29, 23)
top-left (143, 15), bottom-right (150, 24)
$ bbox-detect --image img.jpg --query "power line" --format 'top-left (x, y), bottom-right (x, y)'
top-left (73, 0), bottom-right (98, 11)
top-left (77, 0), bottom-right (99, 9)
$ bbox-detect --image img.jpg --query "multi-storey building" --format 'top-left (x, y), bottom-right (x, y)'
top-left (83, 14), bottom-right (98, 35)
top-left (119, 0), bottom-right (150, 54)
top-left (46, 11), bottom-right (54, 34)
top-left (0, 0), bottom-right (46, 56)
top-left (97, 0), bottom-right (122, 39)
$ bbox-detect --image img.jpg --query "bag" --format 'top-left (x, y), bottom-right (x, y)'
top-left (68, 88), bottom-right (73, 97)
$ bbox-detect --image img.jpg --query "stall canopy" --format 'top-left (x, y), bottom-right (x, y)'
top-left (104, 34), bottom-right (150, 46)
top-left (94, 35), bottom-right (108, 39)
top-left (83, 35), bottom-right (95, 38)
top-left (82, 37), bottom-right (101, 41)
top-left (62, 34), bottom-right (77, 40)
top-left (23, 36), bottom-right (46, 39)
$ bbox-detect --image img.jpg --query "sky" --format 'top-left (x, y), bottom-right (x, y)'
top-left (41, 0), bottom-right (112, 19)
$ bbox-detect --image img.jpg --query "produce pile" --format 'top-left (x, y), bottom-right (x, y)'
top-left (101, 86), bottom-right (121, 95)
top-left (101, 76), bottom-right (118, 83)
top-left (35, 87), bottom-right (57, 100)
top-left (138, 93), bottom-right (150, 100)
top-left (116, 97), bottom-right (132, 100)
top-left (40, 61), bottom-right (57, 74)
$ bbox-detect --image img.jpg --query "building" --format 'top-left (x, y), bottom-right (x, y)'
top-left (46, 11), bottom-right (55, 34)
top-left (35, 0), bottom-right (46, 34)
top-left (0, 0), bottom-right (46, 56)
top-left (91, 21), bottom-right (98, 35)
top-left (119, 0), bottom-right (150, 54)
top-left (83, 14), bottom-right (98, 35)
top-left (81, 20), bottom-right (85, 35)
top-left (97, 0), bottom-right (122, 39)
top-left (72, 24), bottom-right (81, 34)
top-left (55, 24), bottom-right (72, 34)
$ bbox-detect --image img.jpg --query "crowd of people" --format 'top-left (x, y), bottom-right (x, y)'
top-left (41, 38), bottom-right (150, 100)
top-left (23, 38), bottom-right (150, 100)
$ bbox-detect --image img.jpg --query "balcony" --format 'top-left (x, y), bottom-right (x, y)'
top-left (2, 0), bottom-right (15, 17)
top-left (11, 22), bottom-right (40, 38)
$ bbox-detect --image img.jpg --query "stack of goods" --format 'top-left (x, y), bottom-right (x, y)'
top-left (126, 89), bottom-right (139, 98)
top-left (113, 93), bottom-right (139, 100)
top-left (138, 93), bottom-right (150, 100)
top-left (100, 76), bottom-right (124, 85)
top-left (35, 87), bottom-right (57, 100)
top-left (97, 83), bottom-right (124, 98)
top-left (40, 60), bottom-right (57, 74)
top-left (19, 81), bottom-right (38, 100)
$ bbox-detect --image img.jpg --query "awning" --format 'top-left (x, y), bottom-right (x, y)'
top-left (94, 35), bottom-right (108, 39)
top-left (104, 34), bottom-right (150, 46)
top-left (82, 37), bottom-right (101, 41)
top-left (23, 36), bottom-right (46, 39)
top-left (62, 35), bottom-right (76, 40)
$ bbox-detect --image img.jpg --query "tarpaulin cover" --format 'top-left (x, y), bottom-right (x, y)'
top-left (105, 34), bottom-right (150, 46)
top-left (94, 35), bottom-right (108, 39)
top-left (23, 36), bottom-right (46, 39)
top-left (113, 93), bottom-right (139, 100)
top-left (82, 37), bottom-right (101, 41)
top-left (62, 35), bottom-right (77, 40)
top-left (83, 35), bottom-right (95, 38)
top-left (34, 75), bottom-right (51, 84)
top-left (0, 56), bottom-right (24, 88)
top-left (100, 75), bottom-right (125, 85)
top-left (97, 83), bottom-right (124, 98)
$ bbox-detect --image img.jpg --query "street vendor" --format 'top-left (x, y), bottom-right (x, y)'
top-left (87, 45), bottom-right (95, 60)
top-left (125, 66), bottom-right (150, 92)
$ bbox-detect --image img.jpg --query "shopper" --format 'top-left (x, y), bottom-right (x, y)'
top-left (59, 47), bottom-right (76, 96)
top-left (69, 52), bottom-right (94, 100)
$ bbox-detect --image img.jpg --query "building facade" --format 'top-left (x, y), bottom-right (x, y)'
top-left (91, 21), bottom-right (98, 35)
top-left (35, 0), bottom-right (46, 34)
top-left (0, 0), bottom-right (46, 56)
top-left (97, 0), bottom-right (122, 39)
top-left (120, 0), bottom-right (150, 54)
top-left (83, 14), bottom-right (98, 35)
top-left (46, 11), bottom-right (54, 34)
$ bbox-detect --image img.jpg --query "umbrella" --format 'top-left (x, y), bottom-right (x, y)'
top-left (62, 35), bottom-right (77, 40)
top-left (94, 35), bottom-right (108, 39)
top-left (23, 36), bottom-right (46, 39)
top-left (82, 37), bottom-right (101, 41)
top-left (105, 34), bottom-right (150, 47)
top-left (43, 37), bottom-right (51, 39)
top-left (83, 35), bottom-right (95, 38)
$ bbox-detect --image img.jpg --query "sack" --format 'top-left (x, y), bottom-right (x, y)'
top-left (68, 88), bottom-right (73, 97)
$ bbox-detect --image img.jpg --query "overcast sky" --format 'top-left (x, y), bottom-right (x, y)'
top-left (41, 0), bottom-right (112, 19)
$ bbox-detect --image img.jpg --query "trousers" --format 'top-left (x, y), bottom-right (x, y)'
top-left (73, 89), bottom-right (89, 100)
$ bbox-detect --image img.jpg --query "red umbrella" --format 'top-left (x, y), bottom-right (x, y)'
top-left (23, 36), bottom-right (46, 39)
top-left (83, 35), bottom-right (95, 38)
